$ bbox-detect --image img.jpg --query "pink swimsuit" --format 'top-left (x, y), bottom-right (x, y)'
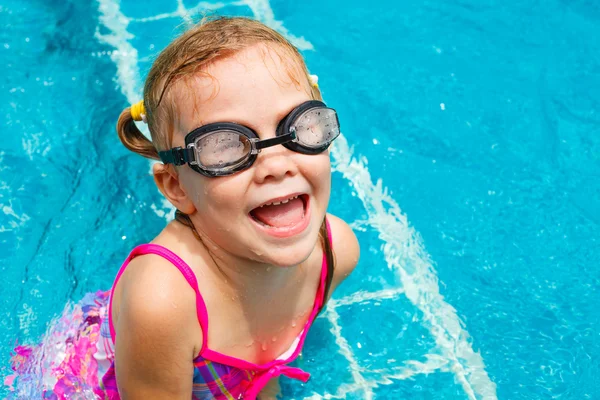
top-left (6, 225), bottom-right (333, 399)
top-left (100, 230), bottom-right (332, 399)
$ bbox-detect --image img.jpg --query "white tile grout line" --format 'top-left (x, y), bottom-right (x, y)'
top-left (237, 0), bottom-right (314, 51)
top-left (176, 0), bottom-right (193, 25)
top-left (95, 1), bottom-right (498, 399)
top-left (95, 0), bottom-right (140, 103)
top-left (125, 1), bottom-right (226, 23)
top-left (328, 288), bottom-right (404, 308)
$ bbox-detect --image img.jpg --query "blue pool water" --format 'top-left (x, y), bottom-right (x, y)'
top-left (1, 0), bottom-right (599, 398)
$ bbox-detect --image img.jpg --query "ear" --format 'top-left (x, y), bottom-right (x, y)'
top-left (152, 162), bottom-right (196, 214)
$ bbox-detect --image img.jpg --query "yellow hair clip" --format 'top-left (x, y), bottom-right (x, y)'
top-left (130, 100), bottom-right (146, 122)
top-left (309, 74), bottom-right (319, 89)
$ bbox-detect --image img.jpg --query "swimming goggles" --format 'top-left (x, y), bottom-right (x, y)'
top-left (158, 100), bottom-right (340, 177)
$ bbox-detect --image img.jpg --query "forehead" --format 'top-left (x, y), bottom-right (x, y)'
top-left (173, 44), bottom-right (311, 134)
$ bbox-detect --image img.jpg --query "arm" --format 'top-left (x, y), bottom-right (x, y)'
top-left (113, 256), bottom-right (202, 400)
top-left (326, 213), bottom-right (360, 298)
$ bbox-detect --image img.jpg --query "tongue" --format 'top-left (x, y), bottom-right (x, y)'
top-left (251, 197), bottom-right (304, 228)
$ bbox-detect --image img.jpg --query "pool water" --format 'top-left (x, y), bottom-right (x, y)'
top-left (1, 0), bottom-right (599, 399)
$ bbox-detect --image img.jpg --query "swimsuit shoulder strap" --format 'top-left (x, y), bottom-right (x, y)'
top-left (108, 243), bottom-right (209, 354)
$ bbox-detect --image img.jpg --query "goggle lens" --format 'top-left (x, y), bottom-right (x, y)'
top-left (292, 107), bottom-right (340, 148)
top-left (194, 130), bottom-right (252, 171)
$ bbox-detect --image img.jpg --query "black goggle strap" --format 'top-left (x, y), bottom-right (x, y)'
top-left (251, 130), bottom-right (297, 153)
top-left (158, 146), bottom-right (195, 166)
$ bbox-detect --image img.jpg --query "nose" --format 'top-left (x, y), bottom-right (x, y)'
top-left (252, 145), bottom-right (298, 184)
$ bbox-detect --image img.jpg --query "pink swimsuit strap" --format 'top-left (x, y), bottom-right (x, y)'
top-left (107, 243), bottom-right (210, 354)
top-left (108, 219), bottom-right (332, 363)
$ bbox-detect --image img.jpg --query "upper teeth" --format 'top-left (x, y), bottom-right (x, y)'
top-left (260, 195), bottom-right (299, 208)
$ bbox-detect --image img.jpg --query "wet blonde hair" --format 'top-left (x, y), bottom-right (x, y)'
top-left (116, 16), bottom-right (321, 159)
top-left (116, 16), bottom-right (334, 301)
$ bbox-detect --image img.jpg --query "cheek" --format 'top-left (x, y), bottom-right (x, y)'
top-left (304, 154), bottom-right (332, 187)
top-left (197, 175), bottom-right (249, 216)
top-left (178, 170), bottom-right (235, 216)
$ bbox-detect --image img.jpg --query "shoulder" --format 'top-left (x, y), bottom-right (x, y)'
top-left (326, 213), bottom-right (360, 291)
top-left (113, 251), bottom-right (203, 360)
top-left (111, 251), bottom-right (202, 395)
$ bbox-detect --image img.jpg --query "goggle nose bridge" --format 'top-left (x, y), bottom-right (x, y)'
top-left (250, 128), bottom-right (298, 155)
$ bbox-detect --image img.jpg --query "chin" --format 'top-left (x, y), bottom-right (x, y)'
top-left (250, 230), bottom-right (320, 268)
top-left (267, 251), bottom-right (314, 268)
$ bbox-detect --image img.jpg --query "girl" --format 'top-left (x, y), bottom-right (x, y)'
top-left (9, 16), bottom-right (359, 400)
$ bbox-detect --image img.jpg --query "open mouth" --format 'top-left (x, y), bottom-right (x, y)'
top-left (249, 194), bottom-right (309, 231)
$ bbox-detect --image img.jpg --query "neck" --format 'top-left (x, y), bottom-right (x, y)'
top-left (191, 224), bottom-right (303, 301)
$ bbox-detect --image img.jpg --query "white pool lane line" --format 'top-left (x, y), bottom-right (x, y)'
top-left (330, 136), bottom-right (497, 399)
top-left (95, 1), bottom-right (497, 399)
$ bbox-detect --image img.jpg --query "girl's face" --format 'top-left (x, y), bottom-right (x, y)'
top-left (171, 44), bottom-right (331, 267)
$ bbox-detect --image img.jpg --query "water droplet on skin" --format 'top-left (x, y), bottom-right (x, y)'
top-left (261, 342), bottom-right (267, 351)
top-left (291, 322), bottom-right (297, 328)
top-left (271, 336), bottom-right (277, 342)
